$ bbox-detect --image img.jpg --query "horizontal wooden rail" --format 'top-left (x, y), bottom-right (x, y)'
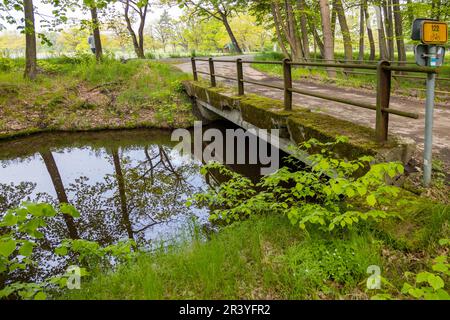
top-left (190, 57), bottom-right (433, 143)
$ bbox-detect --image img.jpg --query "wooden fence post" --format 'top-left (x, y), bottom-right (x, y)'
top-left (191, 57), bottom-right (198, 81)
top-left (209, 58), bottom-right (216, 87)
top-left (283, 58), bottom-right (292, 111)
top-left (376, 60), bottom-right (391, 142)
top-left (236, 58), bottom-right (244, 95)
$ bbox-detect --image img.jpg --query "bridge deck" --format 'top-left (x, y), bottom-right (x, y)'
top-left (176, 56), bottom-right (450, 172)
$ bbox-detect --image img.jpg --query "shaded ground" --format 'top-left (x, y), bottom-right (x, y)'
top-left (176, 55), bottom-right (450, 172)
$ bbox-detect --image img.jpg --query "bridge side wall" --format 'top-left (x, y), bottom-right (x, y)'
top-left (184, 80), bottom-right (415, 164)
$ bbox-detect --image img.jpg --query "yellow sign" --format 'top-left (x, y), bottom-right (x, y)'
top-left (421, 21), bottom-right (448, 44)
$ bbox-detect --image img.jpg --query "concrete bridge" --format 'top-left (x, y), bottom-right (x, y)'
top-left (177, 56), bottom-right (450, 172)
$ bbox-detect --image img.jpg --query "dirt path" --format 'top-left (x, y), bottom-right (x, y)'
top-left (176, 55), bottom-right (450, 170)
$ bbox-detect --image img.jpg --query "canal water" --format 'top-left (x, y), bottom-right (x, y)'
top-left (0, 122), bottom-right (284, 283)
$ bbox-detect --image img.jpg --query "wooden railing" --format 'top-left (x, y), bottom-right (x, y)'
top-left (191, 57), bottom-right (439, 142)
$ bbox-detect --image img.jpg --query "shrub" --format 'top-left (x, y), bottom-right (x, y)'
top-left (190, 137), bottom-right (404, 233)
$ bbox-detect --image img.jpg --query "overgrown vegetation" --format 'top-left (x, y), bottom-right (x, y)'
top-left (0, 55), bottom-right (195, 139)
top-left (0, 136), bottom-right (448, 300)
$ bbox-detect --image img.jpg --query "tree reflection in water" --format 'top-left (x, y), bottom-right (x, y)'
top-left (0, 133), bottom-right (207, 283)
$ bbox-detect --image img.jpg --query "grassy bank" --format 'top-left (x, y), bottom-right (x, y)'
top-left (0, 55), bottom-right (195, 139)
top-left (63, 200), bottom-right (449, 300)
top-left (252, 52), bottom-right (450, 100)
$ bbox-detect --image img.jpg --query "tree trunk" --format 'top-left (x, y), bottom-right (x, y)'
top-left (392, 0), bottom-right (406, 65)
top-left (358, 1), bottom-right (365, 61)
top-left (285, 0), bottom-right (303, 62)
top-left (319, 0), bottom-right (336, 76)
top-left (364, 1), bottom-right (376, 60)
top-left (374, 5), bottom-right (388, 60)
top-left (137, 5), bottom-right (148, 58)
top-left (23, 0), bottom-right (37, 80)
top-left (124, 2), bottom-right (142, 58)
top-left (271, 3), bottom-right (291, 59)
top-left (297, 0), bottom-right (310, 59)
top-left (382, 0), bottom-right (394, 60)
top-left (90, 7), bottom-right (103, 60)
top-left (111, 149), bottom-right (134, 241)
top-left (331, 3), bottom-right (336, 53)
top-left (334, 0), bottom-right (353, 62)
top-left (40, 151), bottom-right (79, 239)
top-left (220, 13), bottom-right (243, 54)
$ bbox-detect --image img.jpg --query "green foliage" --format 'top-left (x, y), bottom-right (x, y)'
top-left (0, 202), bottom-right (82, 299)
top-left (372, 239), bottom-right (450, 300)
top-left (284, 237), bottom-right (381, 291)
top-left (55, 239), bottom-right (137, 272)
top-left (0, 202), bottom-right (136, 300)
top-left (191, 137), bottom-right (404, 233)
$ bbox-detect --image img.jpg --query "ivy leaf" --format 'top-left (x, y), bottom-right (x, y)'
top-left (0, 239), bottom-right (17, 257)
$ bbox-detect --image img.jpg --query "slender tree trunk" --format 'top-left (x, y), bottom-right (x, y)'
top-left (111, 149), bottom-right (134, 241)
top-left (297, 0), bottom-right (310, 59)
top-left (220, 13), bottom-right (243, 54)
top-left (137, 5), bottom-right (148, 58)
top-left (331, 3), bottom-right (337, 53)
top-left (271, 3), bottom-right (291, 59)
top-left (285, 0), bottom-right (303, 62)
top-left (23, 0), bottom-right (37, 80)
top-left (392, 0), bottom-right (406, 65)
top-left (374, 4), bottom-right (388, 60)
top-left (319, 0), bottom-right (336, 76)
top-left (382, 0), bottom-right (394, 60)
top-left (364, 1), bottom-right (376, 60)
top-left (124, 2), bottom-right (143, 58)
top-left (40, 151), bottom-right (79, 239)
top-left (358, 1), bottom-right (365, 61)
top-left (90, 7), bottom-right (103, 60)
top-left (334, 0), bottom-right (353, 62)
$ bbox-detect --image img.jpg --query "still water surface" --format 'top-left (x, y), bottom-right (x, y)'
top-left (0, 124), bottom-right (276, 282)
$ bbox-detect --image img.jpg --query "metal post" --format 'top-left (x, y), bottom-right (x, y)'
top-left (376, 60), bottom-right (391, 142)
top-left (423, 45), bottom-right (437, 187)
top-left (208, 58), bottom-right (216, 87)
top-left (283, 58), bottom-right (292, 111)
top-left (191, 57), bottom-right (198, 81)
top-left (236, 58), bottom-right (244, 95)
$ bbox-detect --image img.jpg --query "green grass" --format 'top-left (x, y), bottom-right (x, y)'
top-left (63, 214), bottom-right (384, 300)
top-left (0, 55), bottom-right (195, 138)
top-left (252, 51), bottom-right (450, 97)
top-left (59, 197), bottom-right (448, 300)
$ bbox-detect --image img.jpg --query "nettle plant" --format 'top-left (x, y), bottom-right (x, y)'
top-left (190, 137), bottom-right (404, 233)
top-left (0, 202), bottom-right (136, 300)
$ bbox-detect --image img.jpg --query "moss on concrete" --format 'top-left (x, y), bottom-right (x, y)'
top-left (184, 80), bottom-right (415, 163)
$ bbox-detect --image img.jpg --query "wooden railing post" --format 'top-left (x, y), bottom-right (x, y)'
top-left (208, 57), bottom-right (216, 87)
top-left (236, 58), bottom-right (244, 95)
top-left (191, 57), bottom-right (198, 81)
top-left (283, 58), bottom-right (292, 111)
top-left (376, 60), bottom-right (391, 142)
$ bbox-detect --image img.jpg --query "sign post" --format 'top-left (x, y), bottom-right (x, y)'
top-left (412, 19), bottom-right (447, 187)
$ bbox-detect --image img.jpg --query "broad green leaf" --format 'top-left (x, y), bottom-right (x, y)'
top-left (0, 239), bottom-right (16, 257)
top-left (19, 241), bottom-right (34, 257)
top-left (60, 203), bottom-right (80, 218)
top-left (366, 194), bottom-right (377, 207)
top-left (34, 291), bottom-right (47, 300)
top-left (427, 274), bottom-right (445, 290)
